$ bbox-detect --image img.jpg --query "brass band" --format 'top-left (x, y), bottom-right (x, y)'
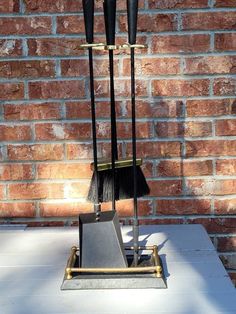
top-left (79, 43), bottom-right (147, 50)
top-left (91, 158), bottom-right (143, 171)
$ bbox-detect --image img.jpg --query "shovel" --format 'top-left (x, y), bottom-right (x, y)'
top-left (79, 0), bottom-right (127, 269)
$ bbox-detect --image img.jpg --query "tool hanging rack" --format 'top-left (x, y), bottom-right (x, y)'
top-left (61, 34), bottom-right (166, 292)
top-left (61, 0), bottom-right (166, 290)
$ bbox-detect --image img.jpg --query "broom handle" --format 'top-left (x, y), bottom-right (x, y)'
top-left (127, 0), bottom-right (139, 266)
top-left (82, 0), bottom-right (101, 218)
top-left (104, 0), bottom-right (118, 211)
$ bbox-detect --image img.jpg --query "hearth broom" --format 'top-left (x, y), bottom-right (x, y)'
top-left (87, 0), bottom-right (150, 204)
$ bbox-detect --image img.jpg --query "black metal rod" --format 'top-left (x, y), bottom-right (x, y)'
top-left (82, 0), bottom-right (101, 218)
top-left (127, 0), bottom-right (139, 266)
top-left (88, 48), bottom-right (100, 218)
top-left (131, 47), bottom-right (139, 266)
top-left (104, 0), bottom-right (118, 211)
top-left (108, 49), bottom-right (118, 211)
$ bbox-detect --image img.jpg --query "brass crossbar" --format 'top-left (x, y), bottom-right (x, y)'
top-left (79, 43), bottom-right (147, 51)
top-left (91, 158), bottom-right (142, 171)
top-left (65, 245), bottom-right (163, 280)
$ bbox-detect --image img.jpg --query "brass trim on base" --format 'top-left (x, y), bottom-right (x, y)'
top-left (65, 245), bottom-right (163, 281)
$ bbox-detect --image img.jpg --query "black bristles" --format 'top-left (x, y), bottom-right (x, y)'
top-left (87, 166), bottom-right (150, 203)
top-left (117, 166), bottom-right (150, 200)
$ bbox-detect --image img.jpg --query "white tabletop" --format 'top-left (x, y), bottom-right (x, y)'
top-left (0, 224), bottom-right (235, 314)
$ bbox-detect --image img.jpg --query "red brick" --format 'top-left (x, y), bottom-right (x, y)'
top-left (66, 142), bottom-right (121, 160)
top-left (0, 61), bottom-right (55, 78)
top-left (213, 78), bottom-right (236, 96)
top-left (139, 218), bottom-right (184, 225)
top-left (184, 56), bottom-right (236, 75)
top-left (186, 140), bottom-right (236, 157)
top-left (0, 0), bottom-right (19, 12)
top-left (141, 162), bottom-right (154, 178)
top-left (66, 101), bottom-right (122, 119)
top-left (99, 142), bottom-right (123, 159)
top-left (220, 254), bottom-right (236, 270)
top-left (25, 0), bottom-right (82, 12)
top-left (8, 144), bottom-right (64, 161)
top-left (61, 59), bottom-right (119, 77)
top-left (0, 17), bottom-right (52, 35)
top-left (119, 13), bottom-right (177, 33)
top-left (4, 102), bottom-right (61, 121)
top-left (103, 199), bottom-right (153, 217)
top-left (40, 199), bottom-right (149, 218)
top-left (0, 202), bottom-right (35, 218)
top-left (96, 121), bottom-right (152, 139)
top-left (155, 121), bottom-right (212, 138)
top-left (0, 125), bottom-right (31, 142)
top-left (0, 39), bottom-right (22, 57)
top-left (182, 12), bottom-right (236, 30)
top-left (123, 57), bottom-right (180, 76)
top-left (95, 0), bottom-right (145, 11)
top-left (64, 182), bottom-right (89, 199)
top-left (37, 163), bottom-right (92, 179)
top-left (157, 199), bottom-right (211, 215)
top-left (186, 179), bottom-right (236, 196)
top-left (0, 185), bottom-right (4, 200)
top-left (158, 160), bottom-right (213, 177)
top-left (66, 143), bottom-right (94, 160)
top-left (29, 80), bottom-right (85, 99)
top-left (186, 99), bottom-right (232, 117)
top-left (216, 120), bottom-right (236, 136)
top-left (57, 15), bottom-right (104, 34)
top-left (22, 221), bottom-right (65, 227)
top-left (95, 79), bottom-right (148, 98)
top-left (28, 38), bottom-right (84, 56)
top-left (152, 79), bottom-right (209, 97)
top-left (216, 160), bottom-right (236, 175)
top-left (0, 164), bottom-right (33, 181)
top-left (215, 33), bottom-right (236, 51)
top-left (0, 83), bottom-right (24, 100)
top-left (127, 141), bottom-right (182, 158)
top-left (149, 180), bottom-right (182, 197)
top-left (148, 0), bottom-right (208, 9)
top-left (35, 122), bottom-right (91, 141)
top-left (214, 0), bottom-right (236, 7)
top-left (187, 218), bottom-right (236, 234)
top-left (66, 101), bottom-right (91, 119)
top-left (139, 100), bottom-right (182, 119)
top-left (40, 201), bottom-right (92, 217)
top-left (215, 199), bottom-right (236, 215)
top-left (217, 237), bottom-right (236, 252)
top-left (9, 183), bottom-right (64, 200)
top-left (151, 34), bottom-right (210, 53)
top-left (229, 273), bottom-right (236, 287)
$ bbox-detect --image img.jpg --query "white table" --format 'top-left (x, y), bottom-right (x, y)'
top-left (0, 224), bottom-right (235, 314)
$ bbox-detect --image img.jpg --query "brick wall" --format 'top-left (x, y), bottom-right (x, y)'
top-left (0, 0), bottom-right (235, 285)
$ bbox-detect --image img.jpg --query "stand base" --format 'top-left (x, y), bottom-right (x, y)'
top-left (61, 246), bottom-right (167, 290)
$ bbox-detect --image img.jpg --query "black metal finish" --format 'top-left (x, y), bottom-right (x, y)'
top-left (82, 0), bottom-right (101, 219)
top-left (103, 0), bottom-right (118, 212)
top-left (79, 211), bottom-right (128, 268)
top-left (127, 0), bottom-right (139, 266)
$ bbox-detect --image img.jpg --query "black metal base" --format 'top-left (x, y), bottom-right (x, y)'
top-left (61, 252), bottom-right (167, 290)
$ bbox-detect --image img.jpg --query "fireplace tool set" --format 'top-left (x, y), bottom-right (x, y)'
top-left (61, 0), bottom-right (166, 290)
